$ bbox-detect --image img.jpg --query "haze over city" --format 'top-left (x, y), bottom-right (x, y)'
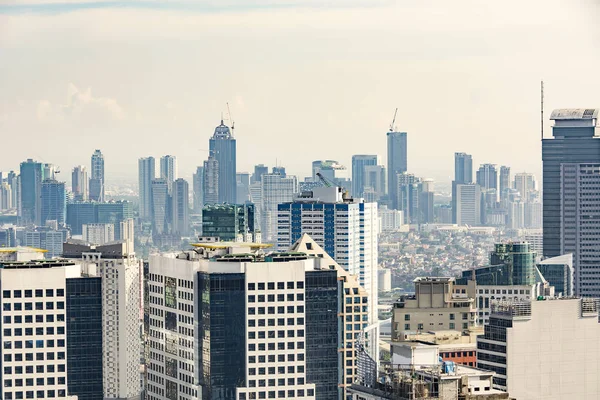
top-left (2, 0), bottom-right (600, 183)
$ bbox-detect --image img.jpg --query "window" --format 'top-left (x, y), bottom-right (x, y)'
top-left (248, 283), bottom-right (256, 291)
top-left (45, 289), bottom-right (53, 297)
top-left (404, 324), bottom-right (410, 330)
top-left (404, 314), bottom-right (410, 321)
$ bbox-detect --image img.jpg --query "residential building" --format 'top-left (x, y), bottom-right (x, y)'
top-left (192, 166), bottom-right (204, 213)
top-left (277, 186), bottom-right (379, 326)
top-left (542, 109), bottom-right (600, 261)
top-left (351, 155), bottom-right (379, 198)
top-left (261, 173), bottom-right (297, 242)
top-left (138, 157), bottom-right (156, 220)
top-left (41, 179), bottom-right (66, 226)
top-left (71, 166), bottom-right (88, 202)
top-left (378, 205), bottom-right (403, 232)
top-left (391, 277), bottom-right (477, 341)
top-left (171, 178), bottom-right (189, 236)
top-left (209, 119), bottom-right (236, 204)
top-left (201, 203), bottom-right (257, 242)
top-left (82, 223), bottom-right (115, 245)
top-left (159, 155), bottom-right (177, 192)
top-left (387, 131), bottom-right (408, 209)
top-left (477, 297), bottom-right (600, 399)
top-left (89, 150), bottom-right (104, 202)
top-left (203, 155), bottom-right (219, 205)
top-left (455, 184), bottom-right (481, 226)
top-left (523, 229), bottom-right (542, 255)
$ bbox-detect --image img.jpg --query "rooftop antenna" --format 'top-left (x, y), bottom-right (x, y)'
top-left (541, 80), bottom-right (544, 141)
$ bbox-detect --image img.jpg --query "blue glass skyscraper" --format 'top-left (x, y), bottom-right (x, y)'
top-left (351, 155), bottom-right (378, 198)
top-left (209, 120), bottom-right (237, 204)
top-left (386, 131), bottom-right (407, 209)
top-left (19, 159), bottom-right (44, 225)
top-left (41, 179), bottom-right (67, 226)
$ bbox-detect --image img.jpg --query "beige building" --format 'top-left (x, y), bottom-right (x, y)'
top-left (392, 277), bottom-right (478, 341)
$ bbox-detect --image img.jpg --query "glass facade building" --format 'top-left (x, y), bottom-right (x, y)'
top-left (386, 132), bottom-right (407, 210)
top-left (66, 201), bottom-right (133, 239)
top-left (66, 277), bottom-right (103, 400)
top-left (41, 179), bottom-right (67, 226)
top-left (209, 120), bottom-right (237, 204)
top-left (202, 203), bottom-right (256, 241)
top-left (351, 155), bottom-right (378, 198)
top-left (19, 159), bottom-right (45, 225)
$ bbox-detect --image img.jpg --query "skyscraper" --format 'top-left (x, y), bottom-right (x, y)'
top-left (203, 155), bottom-right (219, 205)
top-left (542, 109), bottom-right (600, 295)
top-left (452, 152), bottom-right (473, 223)
top-left (19, 159), bottom-right (44, 225)
top-left (89, 149), bottom-right (104, 201)
top-left (138, 157), bottom-right (156, 220)
top-left (499, 166), bottom-right (511, 200)
top-left (476, 164), bottom-right (498, 193)
top-left (363, 164), bottom-right (386, 201)
top-left (41, 179), bottom-right (67, 226)
top-left (171, 178), bottom-right (189, 236)
top-left (251, 164), bottom-right (269, 184)
top-left (209, 119), bottom-right (236, 204)
top-left (419, 179), bottom-right (435, 224)
top-left (396, 172), bottom-right (419, 224)
top-left (192, 166), bottom-right (204, 213)
top-left (72, 165), bottom-right (88, 201)
top-left (351, 155), bottom-right (379, 198)
top-left (151, 179), bottom-right (169, 235)
top-left (202, 203), bottom-right (257, 242)
top-left (387, 131), bottom-right (408, 209)
top-left (260, 173), bottom-right (297, 242)
top-left (160, 155), bottom-right (177, 192)
top-left (513, 172), bottom-right (537, 203)
top-left (455, 183), bottom-right (481, 226)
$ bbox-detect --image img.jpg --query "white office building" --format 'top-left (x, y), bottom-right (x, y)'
top-left (82, 223), bottom-right (115, 245)
top-left (455, 184), bottom-right (481, 226)
top-left (260, 173), bottom-right (298, 243)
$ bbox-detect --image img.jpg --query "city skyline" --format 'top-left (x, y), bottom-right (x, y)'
top-left (2, 1), bottom-right (600, 182)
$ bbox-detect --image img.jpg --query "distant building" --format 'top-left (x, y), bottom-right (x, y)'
top-left (379, 205), bottom-right (403, 232)
top-left (209, 119), bottom-right (236, 204)
top-left (71, 165), bottom-right (88, 201)
top-left (41, 179), bottom-right (66, 226)
top-left (260, 173), bottom-right (297, 242)
top-left (202, 155), bottom-right (219, 205)
top-left (499, 166), bottom-right (511, 201)
top-left (312, 160), bottom-right (351, 189)
top-left (455, 183), bottom-right (481, 226)
top-left (387, 132), bottom-right (408, 209)
top-left (395, 172), bottom-right (419, 224)
top-left (537, 253), bottom-right (574, 297)
top-left (171, 178), bottom-right (189, 236)
top-left (236, 172), bottom-right (251, 204)
top-left (138, 157), bottom-right (156, 220)
top-left (351, 155), bottom-right (379, 198)
top-left (202, 203), bottom-right (257, 242)
top-left (452, 152), bottom-right (473, 224)
top-left (19, 159), bottom-right (45, 225)
top-left (82, 223), bottom-right (115, 245)
top-left (89, 149), bottom-right (105, 202)
top-left (21, 227), bottom-right (68, 257)
top-left (251, 164), bottom-right (269, 184)
top-left (477, 297), bottom-right (600, 399)
top-left (151, 179), bottom-right (169, 235)
top-left (363, 164), bottom-right (386, 202)
top-left (192, 166), bottom-right (204, 213)
top-left (160, 155), bottom-right (177, 192)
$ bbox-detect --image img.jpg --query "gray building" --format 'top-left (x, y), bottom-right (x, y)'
top-left (151, 179), bottom-right (169, 235)
top-left (138, 157), bottom-right (156, 220)
top-left (203, 155), bottom-right (219, 205)
top-left (160, 155), bottom-right (177, 192)
top-left (89, 149), bottom-right (104, 202)
top-left (542, 108), bottom-right (600, 295)
top-left (499, 166), bottom-right (511, 201)
top-left (72, 165), bottom-right (88, 202)
top-left (171, 178), bottom-right (189, 236)
top-left (41, 179), bottom-right (66, 226)
top-left (192, 166), bottom-right (204, 213)
top-left (387, 132), bottom-right (407, 209)
top-left (351, 155), bottom-right (379, 198)
top-left (209, 119), bottom-right (236, 204)
top-left (452, 152), bottom-right (472, 223)
top-left (455, 183), bottom-right (481, 226)
top-left (19, 159), bottom-right (45, 226)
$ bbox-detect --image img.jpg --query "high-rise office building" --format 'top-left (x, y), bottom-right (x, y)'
top-left (419, 179), bottom-right (435, 223)
top-left (22, 228), bottom-right (68, 257)
top-left (96, 201), bottom-right (134, 240)
top-left (395, 172), bottom-right (419, 224)
top-left (537, 254), bottom-right (574, 297)
top-left (82, 223), bottom-right (115, 244)
top-left (192, 166), bottom-right (204, 213)
top-left (171, 178), bottom-right (189, 236)
top-left (499, 166), bottom-right (511, 200)
top-left (71, 165), bottom-right (88, 202)
top-left (387, 132), bottom-right (407, 209)
top-left (271, 166), bottom-right (286, 177)
top-left (19, 159), bottom-right (45, 225)
top-left (89, 149), bottom-right (104, 202)
top-left (160, 155), bottom-right (177, 192)
top-left (351, 155), bottom-right (379, 198)
top-left (455, 183), bottom-right (481, 226)
top-left (542, 109), bottom-right (600, 295)
top-left (277, 186), bottom-right (379, 327)
top-left (209, 119), bottom-right (236, 204)
top-left (476, 164), bottom-right (498, 192)
top-left (7, 171), bottom-right (18, 212)
top-left (203, 155), bottom-right (219, 205)
top-left (251, 164), bottom-right (269, 184)
top-left (362, 164), bottom-right (386, 202)
top-left (0, 181), bottom-right (12, 210)
top-left (138, 157), bottom-right (156, 220)
top-left (260, 173), bottom-right (297, 242)
top-left (452, 152), bottom-right (473, 223)
top-left (513, 172), bottom-right (537, 203)
top-left (151, 179), bottom-right (169, 235)
top-left (236, 172), bottom-right (251, 204)
top-left (201, 203), bottom-right (257, 242)
top-left (41, 179), bottom-right (67, 226)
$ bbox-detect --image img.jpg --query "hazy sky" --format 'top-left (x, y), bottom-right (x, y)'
top-left (1, 0), bottom-right (600, 186)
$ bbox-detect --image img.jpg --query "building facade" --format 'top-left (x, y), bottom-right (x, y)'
top-left (159, 155), bottom-right (177, 192)
top-left (351, 155), bottom-right (379, 198)
top-left (71, 166), bottom-right (88, 202)
top-left (171, 178), bottom-right (189, 236)
top-left (138, 157), bottom-right (156, 220)
top-left (387, 132), bottom-right (407, 210)
top-left (455, 184), bottom-right (481, 226)
top-left (89, 150), bottom-right (104, 202)
top-left (41, 179), bottom-right (67, 226)
top-left (261, 173), bottom-right (297, 243)
top-left (209, 120), bottom-right (236, 204)
top-left (201, 203), bottom-right (257, 242)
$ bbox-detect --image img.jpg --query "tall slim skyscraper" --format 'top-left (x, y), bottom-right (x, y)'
top-left (41, 179), bottom-right (67, 226)
top-left (260, 173), bottom-right (297, 242)
top-left (72, 165), bottom-right (88, 201)
top-left (543, 109), bottom-right (600, 294)
top-left (499, 165), bottom-right (511, 200)
top-left (351, 155), bottom-right (379, 198)
top-left (171, 178), bottom-right (189, 236)
top-left (513, 172), bottom-right (537, 202)
top-left (203, 155), bottom-right (219, 205)
top-left (455, 183), bottom-right (481, 226)
top-left (387, 131), bottom-right (407, 209)
top-left (151, 179), bottom-right (169, 235)
top-left (89, 149), bottom-right (104, 202)
top-left (251, 164), bottom-right (268, 184)
top-left (138, 157), bottom-right (155, 220)
top-left (192, 166), bottom-right (204, 213)
top-left (209, 119), bottom-right (236, 204)
top-left (452, 152), bottom-right (473, 223)
top-left (160, 155), bottom-right (177, 192)
top-left (19, 159), bottom-right (45, 225)
top-left (476, 163), bottom-right (498, 192)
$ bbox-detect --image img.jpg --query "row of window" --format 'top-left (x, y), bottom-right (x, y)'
top-left (248, 294), bottom-right (304, 303)
top-left (3, 321), bottom-right (65, 336)
top-left (248, 377), bottom-right (306, 386)
top-left (3, 352), bottom-right (65, 362)
top-left (248, 282), bottom-right (304, 291)
top-left (4, 364), bottom-right (65, 375)
top-left (4, 376), bottom-right (66, 387)
top-left (248, 342), bottom-right (305, 353)
top-left (2, 302), bottom-right (65, 312)
top-left (2, 289), bottom-right (64, 299)
top-left (249, 306), bottom-right (304, 315)
top-left (239, 388), bottom-right (314, 399)
top-left (3, 389), bottom-right (66, 399)
top-left (249, 324), bottom-right (304, 337)
top-left (4, 339), bottom-right (64, 349)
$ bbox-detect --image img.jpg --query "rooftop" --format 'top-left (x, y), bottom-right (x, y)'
top-left (550, 108), bottom-right (599, 120)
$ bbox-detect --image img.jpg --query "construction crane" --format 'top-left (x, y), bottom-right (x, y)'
top-left (389, 108), bottom-right (398, 132)
top-left (227, 102), bottom-right (235, 132)
top-left (316, 172), bottom-right (333, 187)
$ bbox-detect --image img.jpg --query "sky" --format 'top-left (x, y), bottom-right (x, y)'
top-left (1, 0), bottom-right (600, 186)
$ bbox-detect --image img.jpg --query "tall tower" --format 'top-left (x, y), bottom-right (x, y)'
top-left (452, 152), bottom-right (473, 223)
top-left (138, 157), bottom-right (155, 220)
top-left (89, 149), bottom-right (104, 201)
top-left (543, 108), bottom-right (600, 296)
top-left (192, 166), bottom-right (204, 213)
top-left (203, 156), bottom-right (219, 205)
top-left (209, 119), bottom-right (236, 204)
top-left (352, 155), bottom-right (379, 198)
top-left (41, 179), bottom-right (67, 226)
top-left (72, 165), bottom-right (88, 201)
top-left (171, 178), bottom-right (189, 236)
top-left (151, 179), bottom-right (169, 235)
top-left (387, 131), bottom-right (408, 209)
top-left (499, 166), bottom-right (511, 201)
top-left (19, 159), bottom-right (44, 225)
top-left (160, 155), bottom-right (177, 192)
